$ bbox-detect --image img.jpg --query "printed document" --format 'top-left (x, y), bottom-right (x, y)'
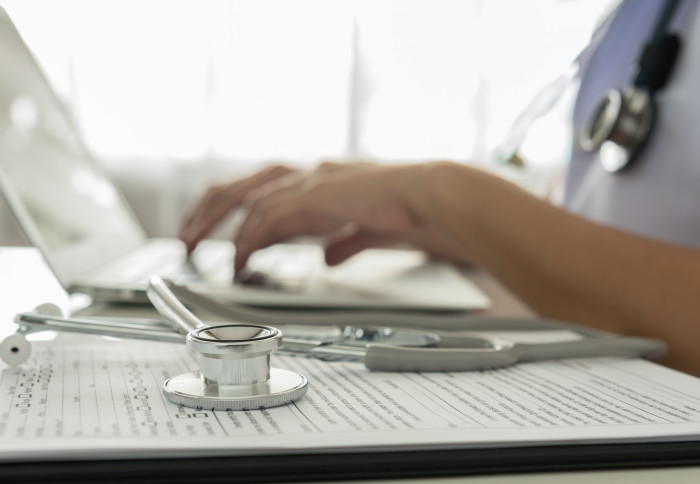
top-left (2, 335), bottom-right (700, 458)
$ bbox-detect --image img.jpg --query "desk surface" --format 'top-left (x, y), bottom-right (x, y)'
top-left (1, 246), bottom-right (699, 484)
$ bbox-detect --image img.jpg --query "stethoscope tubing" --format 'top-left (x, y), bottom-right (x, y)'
top-left (11, 307), bottom-right (667, 372)
top-left (362, 337), bottom-right (666, 372)
top-left (15, 311), bottom-right (184, 344)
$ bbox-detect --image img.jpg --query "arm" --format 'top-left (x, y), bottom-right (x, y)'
top-left (415, 162), bottom-right (700, 376)
top-left (233, 161), bottom-right (700, 376)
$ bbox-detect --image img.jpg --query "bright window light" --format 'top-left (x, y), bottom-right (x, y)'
top-left (2, 0), bottom-right (613, 168)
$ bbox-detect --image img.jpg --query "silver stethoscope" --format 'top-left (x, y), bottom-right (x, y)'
top-left (579, 0), bottom-right (683, 172)
top-left (1, 276), bottom-right (666, 411)
top-left (499, 0), bottom-right (683, 173)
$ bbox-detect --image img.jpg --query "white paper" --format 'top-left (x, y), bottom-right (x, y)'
top-left (2, 335), bottom-right (700, 459)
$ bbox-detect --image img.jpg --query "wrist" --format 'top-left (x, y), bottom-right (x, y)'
top-left (416, 161), bottom-right (487, 229)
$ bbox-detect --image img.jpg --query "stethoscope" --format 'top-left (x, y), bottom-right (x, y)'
top-left (1, 276), bottom-right (666, 411)
top-left (579, 0), bottom-right (683, 172)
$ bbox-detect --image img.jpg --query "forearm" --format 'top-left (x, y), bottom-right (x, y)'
top-left (407, 162), bottom-right (700, 375)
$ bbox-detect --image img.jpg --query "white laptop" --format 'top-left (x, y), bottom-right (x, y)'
top-left (0, 7), bottom-right (490, 312)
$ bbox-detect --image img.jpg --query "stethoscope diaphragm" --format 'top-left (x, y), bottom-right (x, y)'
top-left (579, 87), bottom-right (656, 173)
top-left (162, 324), bottom-right (308, 410)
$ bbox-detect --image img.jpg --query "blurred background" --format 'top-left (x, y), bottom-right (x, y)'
top-left (0, 0), bottom-right (612, 244)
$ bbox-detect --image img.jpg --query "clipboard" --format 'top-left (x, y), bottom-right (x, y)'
top-left (2, 441), bottom-right (700, 483)
top-left (1, 335), bottom-right (700, 483)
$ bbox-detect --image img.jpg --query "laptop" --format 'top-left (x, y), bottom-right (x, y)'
top-left (0, 7), bottom-right (490, 312)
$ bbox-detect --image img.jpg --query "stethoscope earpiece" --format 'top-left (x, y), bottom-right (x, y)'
top-left (33, 302), bottom-right (64, 317)
top-left (0, 303), bottom-right (64, 366)
top-left (0, 333), bottom-right (31, 366)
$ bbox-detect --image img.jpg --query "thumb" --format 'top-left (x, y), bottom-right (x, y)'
top-left (324, 231), bottom-right (398, 266)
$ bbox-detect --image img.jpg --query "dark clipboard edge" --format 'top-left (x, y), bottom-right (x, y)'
top-left (2, 441), bottom-right (700, 483)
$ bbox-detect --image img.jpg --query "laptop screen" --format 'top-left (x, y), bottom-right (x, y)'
top-left (0, 8), bottom-right (145, 283)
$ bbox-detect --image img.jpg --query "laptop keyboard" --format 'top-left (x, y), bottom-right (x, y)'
top-left (99, 241), bottom-right (319, 293)
top-left (102, 241), bottom-right (207, 284)
top-left (235, 245), bottom-right (321, 292)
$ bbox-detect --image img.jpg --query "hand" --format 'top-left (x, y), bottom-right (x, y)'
top-left (233, 161), bottom-right (471, 270)
top-left (178, 164), bottom-right (299, 253)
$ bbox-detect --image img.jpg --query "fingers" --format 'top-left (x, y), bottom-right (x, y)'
top-left (178, 182), bottom-right (243, 252)
top-left (233, 162), bottom-right (427, 270)
top-left (178, 164), bottom-right (298, 253)
top-left (233, 178), bottom-right (343, 269)
top-left (324, 231), bottom-right (400, 266)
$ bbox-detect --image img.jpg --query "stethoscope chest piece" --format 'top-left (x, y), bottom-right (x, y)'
top-left (579, 87), bottom-right (656, 173)
top-left (163, 324), bottom-right (308, 410)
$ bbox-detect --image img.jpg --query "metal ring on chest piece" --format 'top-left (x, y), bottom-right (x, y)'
top-left (163, 324), bottom-right (308, 410)
top-left (579, 87), bottom-right (657, 173)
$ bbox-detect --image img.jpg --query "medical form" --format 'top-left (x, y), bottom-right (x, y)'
top-left (2, 335), bottom-right (700, 457)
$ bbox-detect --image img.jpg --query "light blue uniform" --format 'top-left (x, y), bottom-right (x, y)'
top-left (565, 0), bottom-right (700, 249)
